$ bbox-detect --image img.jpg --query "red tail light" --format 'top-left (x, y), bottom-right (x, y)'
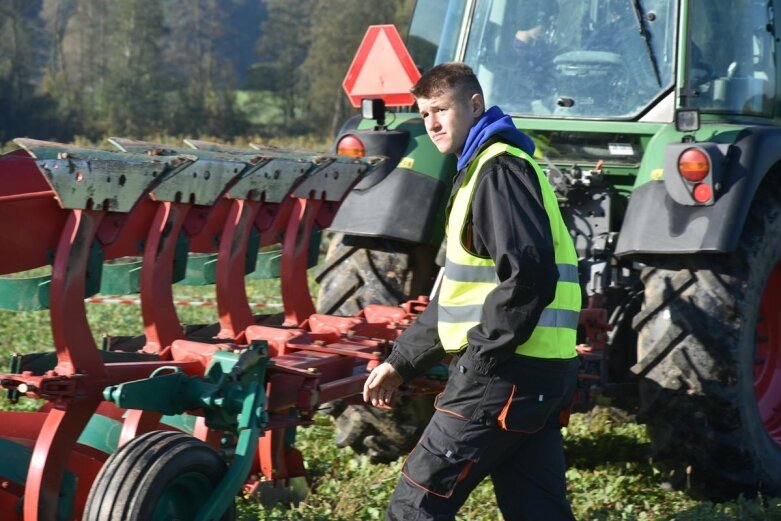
top-left (678, 148), bottom-right (710, 182)
top-left (337, 135), bottom-right (366, 157)
top-left (692, 183), bottom-right (712, 203)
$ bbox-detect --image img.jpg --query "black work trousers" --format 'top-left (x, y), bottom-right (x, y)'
top-left (386, 353), bottom-right (579, 521)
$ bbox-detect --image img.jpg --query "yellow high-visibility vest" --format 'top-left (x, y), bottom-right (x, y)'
top-left (437, 141), bottom-right (580, 359)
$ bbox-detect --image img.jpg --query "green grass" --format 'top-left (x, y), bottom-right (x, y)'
top-left (233, 409), bottom-right (781, 521)
top-left (1, 280), bottom-right (780, 520)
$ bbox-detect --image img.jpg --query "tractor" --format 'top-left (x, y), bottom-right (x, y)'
top-left (316, 0), bottom-right (781, 496)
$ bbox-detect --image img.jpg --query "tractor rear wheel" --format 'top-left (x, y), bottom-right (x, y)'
top-left (330, 393), bottom-right (436, 463)
top-left (84, 430), bottom-right (236, 520)
top-left (632, 179), bottom-right (781, 496)
top-left (315, 233), bottom-right (439, 462)
top-left (314, 233), bottom-right (438, 315)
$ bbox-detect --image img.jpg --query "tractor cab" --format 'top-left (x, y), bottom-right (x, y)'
top-left (407, 0), bottom-right (776, 121)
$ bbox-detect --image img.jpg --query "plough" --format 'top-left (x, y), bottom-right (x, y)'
top-left (0, 138), bottom-right (440, 520)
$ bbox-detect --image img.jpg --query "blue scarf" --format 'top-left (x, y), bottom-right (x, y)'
top-left (456, 106), bottom-right (536, 171)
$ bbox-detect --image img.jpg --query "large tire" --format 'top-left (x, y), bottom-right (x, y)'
top-left (315, 233), bottom-right (438, 316)
top-left (315, 233), bottom-right (439, 462)
top-left (84, 430), bottom-right (236, 520)
top-left (331, 393), bottom-right (436, 463)
top-left (632, 178), bottom-right (781, 497)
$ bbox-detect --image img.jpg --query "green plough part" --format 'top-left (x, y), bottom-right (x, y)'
top-left (0, 242), bottom-right (103, 311)
top-left (101, 341), bottom-right (271, 521)
top-left (0, 439), bottom-right (77, 521)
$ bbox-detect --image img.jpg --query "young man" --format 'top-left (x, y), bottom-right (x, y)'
top-left (363, 62), bottom-right (581, 520)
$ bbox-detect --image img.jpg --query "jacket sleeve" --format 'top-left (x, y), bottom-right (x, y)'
top-left (384, 292), bottom-right (446, 382)
top-left (464, 154), bottom-right (559, 375)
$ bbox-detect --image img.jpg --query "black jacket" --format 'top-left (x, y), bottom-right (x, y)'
top-left (385, 140), bottom-right (559, 379)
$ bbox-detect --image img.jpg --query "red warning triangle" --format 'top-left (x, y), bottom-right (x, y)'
top-left (343, 25), bottom-right (421, 108)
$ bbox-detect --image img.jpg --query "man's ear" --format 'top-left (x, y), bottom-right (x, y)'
top-left (470, 93), bottom-right (485, 118)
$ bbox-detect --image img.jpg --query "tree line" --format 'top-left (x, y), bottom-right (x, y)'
top-left (0, 0), bottom-right (414, 147)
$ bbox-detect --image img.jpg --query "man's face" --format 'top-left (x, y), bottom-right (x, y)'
top-left (416, 89), bottom-right (483, 156)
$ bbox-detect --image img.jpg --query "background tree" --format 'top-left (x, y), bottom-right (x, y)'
top-left (100, 0), bottom-right (169, 136)
top-left (38, 0), bottom-right (78, 138)
top-left (39, 0), bottom-right (108, 139)
top-left (251, 0), bottom-right (314, 129)
top-left (218, 0), bottom-right (267, 87)
top-left (162, 0), bottom-right (247, 137)
top-left (0, 0), bottom-right (57, 143)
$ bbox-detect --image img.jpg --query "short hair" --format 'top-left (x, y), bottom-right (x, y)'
top-left (410, 62), bottom-right (483, 104)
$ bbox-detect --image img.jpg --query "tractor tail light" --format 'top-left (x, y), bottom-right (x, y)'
top-left (692, 183), bottom-right (712, 203)
top-left (664, 142), bottom-right (723, 206)
top-left (678, 147), bottom-right (710, 182)
top-left (336, 134), bottom-right (366, 157)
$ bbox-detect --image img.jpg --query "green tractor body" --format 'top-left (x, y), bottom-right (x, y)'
top-left (318, 0), bottom-right (781, 496)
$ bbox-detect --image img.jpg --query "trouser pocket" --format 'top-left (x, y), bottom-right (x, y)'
top-left (496, 385), bottom-right (563, 433)
top-left (433, 357), bottom-right (492, 422)
top-left (401, 426), bottom-right (475, 498)
top-left (482, 355), bottom-right (579, 432)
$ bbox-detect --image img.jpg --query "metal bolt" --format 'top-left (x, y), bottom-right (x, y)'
top-left (307, 367), bottom-right (317, 373)
top-left (17, 384), bottom-right (28, 393)
top-left (57, 152), bottom-right (70, 159)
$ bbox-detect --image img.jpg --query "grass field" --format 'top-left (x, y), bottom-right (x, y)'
top-left (0, 278), bottom-right (779, 520)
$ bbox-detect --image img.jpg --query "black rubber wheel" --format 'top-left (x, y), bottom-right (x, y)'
top-left (330, 393), bottom-right (436, 463)
top-left (632, 178), bottom-right (781, 497)
top-left (315, 233), bottom-right (439, 461)
top-left (83, 430), bottom-right (236, 521)
top-left (314, 233), bottom-right (438, 316)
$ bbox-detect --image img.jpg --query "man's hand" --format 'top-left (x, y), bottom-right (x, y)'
top-left (515, 24), bottom-right (542, 44)
top-left (363, 362), bottom-right (404, 408)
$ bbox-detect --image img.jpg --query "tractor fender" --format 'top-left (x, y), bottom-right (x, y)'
top-left (328, 164), bottom-right (448, 244)
top-left (329, 123), bottom-right (455, 245)
top-left (615, 126), bottom-right (781, 257)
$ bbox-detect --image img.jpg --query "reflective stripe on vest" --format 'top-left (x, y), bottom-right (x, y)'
top-left (437, 141), bottom-right (581, 359)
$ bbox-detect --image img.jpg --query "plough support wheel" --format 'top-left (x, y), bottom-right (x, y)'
top-left (83, 430), bottom-right (236, 521)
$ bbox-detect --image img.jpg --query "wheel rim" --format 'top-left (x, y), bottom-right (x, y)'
top-left (755, 259), bottom-right (781, 445)
top-left (152, 471), bottom-right (214, 521)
